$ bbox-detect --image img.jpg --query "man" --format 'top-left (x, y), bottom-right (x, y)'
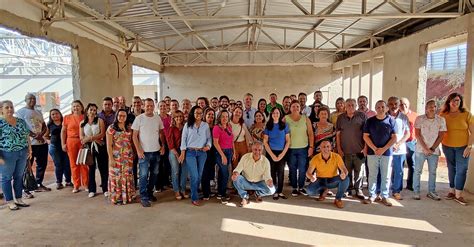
top-left (282, 96), bottom-right (291, 115)
top-left (112, 96), bottom-right (120, 112)
top-left (387, 96), bottom-right (410, 200)
top-left (290, 94), bottom-right (297, 101)
top-left (129, 96), bottom-right (144, 188)
top-left (232, 142), bottom-right (275, 207)
top-left (363, 100), bottom-right (397, 206)
top-left (357, 95), bottom-right (376, 118)
top-left (157, 100), bottom-right (172, 191)
top-left (181, 98), bottom-right (191, 121)
top-left (170, 99), bottom-right (180, 114)
top-left (132, 98), bottom-right (166, 207)
top-left (236, 101), bottom-right (243, 109)
top-left (163, 96), bottom-right (171, 106)
top-left (98, 97), bottom-right (115, 128)
top-left (229, 99), bottom-right (236, 112)
top-left (306, 140), bottom-right (349, 209)
top-left (117, 96), bottom-right (130, 113)
top-left (243, 93), bottom-right (257, 128)
top-left (413, 100), bottom-right (446, 200)
top-left (266, 93), bottom-right (283, 113)
top-left (16, 93), bottom-right (51, 194)
top-left (219, 95), bottom-right (230, 112)
top-left (298, 92), bottom-right (311, 116)
top-left (336, 98), bottom-right (367, 200)
top-left (210, 97), bottom-right (219, 112)
top-left (400, 97), bottom-right (418, 191)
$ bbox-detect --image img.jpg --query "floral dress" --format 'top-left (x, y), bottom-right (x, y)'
top-left (107, 126), bottom-right (135, 205)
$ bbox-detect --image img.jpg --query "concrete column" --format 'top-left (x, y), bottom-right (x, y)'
top-left (371, 57), bottom-right (384, 109)
top-left (360, 61), bottom-right (371, 97)
top-left (417, 44), bottom-right (428, 113)
top-left (464, 15), bottom-right (474, 193)
top-left (351, 64), bottom-right (360, 99)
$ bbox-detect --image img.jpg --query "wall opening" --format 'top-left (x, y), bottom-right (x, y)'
top-left (0, 26), bottom-right (74, 117)
top-left (132, 65), bottom-right (160, 101)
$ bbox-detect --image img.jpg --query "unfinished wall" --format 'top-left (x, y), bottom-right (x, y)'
top-left (161, 66), bottom-right (335, 103)
top-left (0, 2), bottom-right (162, 105)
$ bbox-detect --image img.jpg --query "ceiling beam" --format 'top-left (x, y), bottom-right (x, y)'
top-left (135, 48), bottom-right (370, 54)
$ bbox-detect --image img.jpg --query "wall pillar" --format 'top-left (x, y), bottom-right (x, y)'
top-left (464, 15), bottom-right (474, 193)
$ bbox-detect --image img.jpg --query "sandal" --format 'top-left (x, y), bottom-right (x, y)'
top-left (273, 193), bottom-right (279, 200)
top-left (175, 192), bottom-right (182, 200)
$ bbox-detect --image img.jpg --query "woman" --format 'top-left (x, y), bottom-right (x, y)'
top-left (179, 106), bottom-right (212, 206)
top-left (250, 111), bottom-right (266, 143)
top-left (80, 103), bottom-right (106, 198)
top-left (45, 109), bottom-right (72, 190)
top-left (285, 100), bottom-right (314, 197)
top-left (166, 110), bottom-right (188, 200)
top-left (0, 100), bottom-right (31, 210)
top-left (230, 107), bottom-right (252, 169)
top-left (106, 109), bottom-right (135, 205)
top-left (313, 106), bottom-right (335, 154)
top-left (61, 100), bottom-right (87, 193)
top-left (330, 97), bottom-right (345, 125)
top-left (308, 101), bottom-right (322, 124)
top-left (440, 93), bottom-right (474, 205)
top-left (258, 98), bottom-right (269, 117)
top-left (263, 107), bottom-right (290, 200)
top-left (213, 110), bottom-right (234, 203)
top-left (202, 108), bottom-right (217, 200)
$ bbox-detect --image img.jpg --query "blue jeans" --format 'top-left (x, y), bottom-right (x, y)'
top-left (414, 152), bottom-right (439, 194)
top-left (233, 175), bottom-right (275, 199)
top-left (168, 151), bottom-right (187, 193)
top-left (216, 149), bottom-right (233, 197)
top-left (443, 145), bottom-right (470, 190)
top-left (405, 141), bottom-right (416, 189)
top-left (49, 144), bottom-right (71, 184)
top-left (391, 154), bottom-right (406, 194)
top-left (185, 150), bottom-right (207, 201)
top-left (0, 148), bottom-right (28, 201)
top-left (306, 176), bottom-right (350, 200)
top-left (138, 152), bottom-right (160, 201)
top-left (288, 147), bottom-right (308, 189)
top-left (367, 155), bottom-right (393, 199)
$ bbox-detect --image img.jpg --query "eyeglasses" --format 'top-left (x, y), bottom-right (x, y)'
top-left (246, 111), bottom-right (250, 119)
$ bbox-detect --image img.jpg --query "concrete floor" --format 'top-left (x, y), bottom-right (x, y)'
top-left (1, 164), bottom-right (473, 246)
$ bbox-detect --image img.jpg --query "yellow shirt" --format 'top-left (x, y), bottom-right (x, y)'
top-left (330, 111), bottom-right (343, 125)
top-left (440, 111), bottom-right (473, 147)
top-left (309, 152), bottom-right (343, 178)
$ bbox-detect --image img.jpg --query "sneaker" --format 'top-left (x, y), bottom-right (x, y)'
top-left (220, 197), bottom-right (229, 204)
top-left (216, 195), bottom-right (222, 200)
top-left (104, 192), bottom-right (110, 197)
top-left (393, 193), bottom-right (403, 200)
top-left (150, 195), bottom-right (158, 202)
top-left (203, 197), bottom-right (210, 201)
top-left (23, 191), bottom-right (34, 199)
top-left (85, 189), bottom-right (89, 192)
top-left (141, 200), bottom-right (151, 207)
top-left (413, 194), bottom-right (421, 200)
top-left (273, 193), bottom-right (279, 200)
top-left (363, 197), bottom-right (375, 204)
top-left (445, 192), bottom-right (455, 200)
top-left (72, 188), bottom-right (80, 193)
top-left (56, 183), bottom-right (64, 190)
top-left (65, 182), bottom-right (74, 187)
top-left (278, 193), bottom-right (288, 199)
top-left (454, 197), bottom-right (468, 206)
top-left (427, 192), bottom-right (441, 201)
top-left (356, 190), bottom-right (367, 200)
top-left (38, 184), bottom-right (52, 192)
top-left (299, 188), bottom-right (308, 196)
top-left (326, 190), bottom-right (335, 196)
top-left (88, 192), bottom-right (95, 198)
top-left (334, 199), bottom-right (344, 209)
top-left (291, 189), bottom-right (299, 197)
top-left (381, 198), bottom-right (393, 207)
top-left (15, 199), bottom-right (29, 207)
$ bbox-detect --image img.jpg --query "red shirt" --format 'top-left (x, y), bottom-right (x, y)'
top-left (406, 110), bottom-right (418, 141)
top-left (166, 126), bottom-right (182, 151)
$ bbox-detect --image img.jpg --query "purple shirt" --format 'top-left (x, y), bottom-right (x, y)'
top-left (98, 110), bottom-right (115, 128)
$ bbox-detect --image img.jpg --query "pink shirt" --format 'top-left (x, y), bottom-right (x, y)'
top-left (212, 125), bottom-right (234, 149)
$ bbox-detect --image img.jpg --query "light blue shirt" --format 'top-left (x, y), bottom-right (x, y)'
top-left (390, 111), bottom-right (409, 155)
top-left (243, 107), bottom-right (257, 129)
top-left (180, 121), bottom-right (212, 150)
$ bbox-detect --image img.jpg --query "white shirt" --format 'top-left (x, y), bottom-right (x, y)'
top-left (414, 115), bottom-right (447, 155)
top-left (230, 121), bottom-right (247, 142)
top-left (302, 105), bottom-right (312, 117)
top-left (131, 113), bottom-right (164, 152)
top-left (16, 107), bottom-right (45, 145)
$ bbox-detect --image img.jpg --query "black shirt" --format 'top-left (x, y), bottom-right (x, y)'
top-left (48, 123), bottom-right (62, 147)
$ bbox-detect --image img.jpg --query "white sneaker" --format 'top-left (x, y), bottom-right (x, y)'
top-left (88, 192), bottom-right (95, 198)
top-left (72, 189), bottom-right (80, 193)
top-left (85, 189), bottom-right (89, 192)
top-left (104, 192), bottom-right (109, 197)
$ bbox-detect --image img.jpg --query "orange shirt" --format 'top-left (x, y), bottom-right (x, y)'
top-left (63, 114), bottom-right (84, 139)
top-left (406, 110), bottom-right (418, 141)
top-left (440, 111), bottom-right (473, 147)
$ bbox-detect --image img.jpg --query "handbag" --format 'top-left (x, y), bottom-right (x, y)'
top-left (76, 145), bottom-right (94, 166)
top-left (23, 161), bottom-right (38, 192)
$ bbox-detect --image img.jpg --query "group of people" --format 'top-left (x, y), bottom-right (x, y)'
top-left (0, 90), bottom-right (472, 210)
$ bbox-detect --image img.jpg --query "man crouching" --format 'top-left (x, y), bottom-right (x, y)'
top-left (306, 140), bottom-right (350, 209)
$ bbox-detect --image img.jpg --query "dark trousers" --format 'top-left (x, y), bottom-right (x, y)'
top-left (202, 147), bottom-right (217, 198)
top-left (48, 144), bottom-right (71, 184)
top-left (267, 150), bottom-right (286, 194)
top-left (343, 153), bottom-right (365, 192)
top-left (156, 147), bottom-right (171, 189)
top-left (30, 144), bottom-right (49, 186)
top-left (405, 141), bottom-right (416, 189)
top-left (88, 144), bottom-right (108, 193)
top-left (133, 155), bottom-right (138, 189)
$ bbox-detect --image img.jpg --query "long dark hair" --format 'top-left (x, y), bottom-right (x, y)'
top-left (72, 100), bottom-right (85, 114)
top-left (232, 106), bottom-right (245, 125)
top-left (309, 101), bottom-right (322, 123)
top-left (81, 103), bottom-right (99, 128)
top-left (257, 98), bottom-right (268, 116)
top-left (442, 92), bottom-right (465, 113)
top-left (266, 107), bottom-right (286, 131)
top-left (47, 108), bottom-right (63, 126)
top-left (187, 105), bottom-right (202, 128)
top-left (112, 109), bottom-right (130, 131)
top-left (204, 108), bottom-right (215, 128)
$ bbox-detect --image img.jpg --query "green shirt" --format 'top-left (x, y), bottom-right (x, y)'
top-left (285, 115), bottom-right (309, 149)
top-left (0, 118), bottom-right (30, 152)
top-left (266, 103), bottom-right (283, 114)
